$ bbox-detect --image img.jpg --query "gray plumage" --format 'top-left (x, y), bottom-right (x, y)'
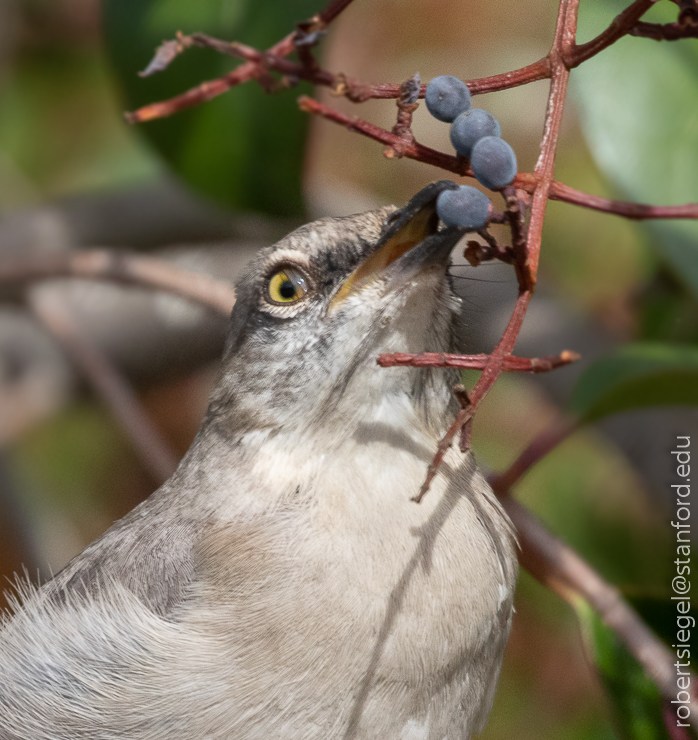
top-left (0, 182), bottom-right (518, 740)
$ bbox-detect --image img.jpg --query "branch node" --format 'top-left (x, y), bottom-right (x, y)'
top-left (384, 73), bottom-right (421, 158)
top-left (331, 72), bottom-right (373, 102)
top-left (679, 0), bottom-right (698, 27)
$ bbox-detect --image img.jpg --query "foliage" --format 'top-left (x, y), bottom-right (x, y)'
top-left (570, 343), bottom-right (698, 422)
top-left (575, 0), bottom-right (698, 296)
top-left (103, 0), bottom-right (322, 216)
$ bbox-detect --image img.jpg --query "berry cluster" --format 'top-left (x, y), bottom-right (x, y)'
top-left (425, 75), bottom-right (518, 230)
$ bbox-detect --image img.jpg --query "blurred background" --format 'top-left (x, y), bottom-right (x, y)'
top-left (0, 0), bottom-right (697, 737)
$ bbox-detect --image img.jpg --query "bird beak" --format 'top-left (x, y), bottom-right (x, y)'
top-left (330, 181), bottom-right (463, 311)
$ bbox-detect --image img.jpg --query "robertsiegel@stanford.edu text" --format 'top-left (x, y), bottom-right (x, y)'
top-left (671, 435), bottom-right (692, 727)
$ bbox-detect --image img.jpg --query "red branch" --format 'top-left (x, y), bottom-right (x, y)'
top-left (548, 181), bottom-right (698, 219)
top-left (564, 0), bottom-right (657, 66)
top-left (126, 0), bottom-right (358, 123)
top-left (128, 35), bottom-right (554, 122)
top-left (299, 97), bottom-right (698, 221)
top-left (413, 0), bottom-right (582, 497)
top-left (630, 20), bottom-right (698, 39)
top-left (298, 95), bottom-right (466, 172)
top-left (377, 351), bottom-right (580, 373)
top-left (124, 0), bottom-right (664, 118)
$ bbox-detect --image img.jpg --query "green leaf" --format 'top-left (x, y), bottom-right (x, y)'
top-left (573, 0), bottom-right (698, 296)
top-left (102, 0), bottom-right (323, 216)
top-left (575, 600), bottom-right (669, 740)
top-left (569, 343), bottom-right (698, 422)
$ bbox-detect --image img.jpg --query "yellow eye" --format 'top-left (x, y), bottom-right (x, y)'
top-left (267, 267), bottom-right (308, 305)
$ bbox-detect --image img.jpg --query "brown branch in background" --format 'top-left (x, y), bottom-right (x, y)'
top-left (489, 417), bottom-right (578, 494)
top-left (377, 350), bottom-right (580, 373)
top-left (503, 496), bottom-right (698, 726)
top-left (344, 58), bottom-right (553, 99)
top-left (465, 59), bottom-right (553, 94)
top-left (29, 291), bottom-right (179, 485)
top-left (629, 20), bottom-right (698, 39)
top-left (487, 413), bottom-right (698, 724)
top-left (525, 0), bottom-right (576, 283)
top-left (564, 0), bottom-right (656, 66)
top-left (0, 250), bottom-right (236, 317)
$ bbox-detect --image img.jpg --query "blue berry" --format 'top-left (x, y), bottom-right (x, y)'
top-left (436, 186), bottom-right (491, 230)
top-left (449, 109), bottom-right (501, 158)
top-left (425, 76), bottom-right (471, 123)
top-left (470, 137), bottom-right (517, 190)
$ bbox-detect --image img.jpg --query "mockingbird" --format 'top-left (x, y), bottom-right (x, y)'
top-left (0, 181), bottom-right (517, 740)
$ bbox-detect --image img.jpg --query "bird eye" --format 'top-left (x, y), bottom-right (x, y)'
top-left (266, 267), bottom-right (308, 305)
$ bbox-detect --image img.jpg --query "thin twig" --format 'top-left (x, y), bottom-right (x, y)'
top-left (502, 496), bottom-right (698, 727)
top-left (299, 95), bottom-right (470, 174)
top-left (299, 97), bottom-right (698, 222)
top-left (564, 0), bottom-right (657, 67)
top-left (412, 407), bottom-right (472, 503)
top-left (126, 0), bottom-right (359, 123)
top-left (0, 250), bottom-right (236, 317)
top-left (377, 351), bottom-right (580, 373)
top-left (548, 181), bottom-right (698, 220)
top-left (629, 20), bottom-right (698, 39)
top-left (488, 417), bottom-right (577, 494)
top-left (130, 34), bottom-right (552, 122)
top-left (29, 291), bottom-right (179, 485)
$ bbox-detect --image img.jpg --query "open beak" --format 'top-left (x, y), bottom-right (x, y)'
top-left (330, 180), bottom-right (464, 310)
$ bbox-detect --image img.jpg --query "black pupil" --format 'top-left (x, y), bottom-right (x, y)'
top-left (279, 279), bottom-right (296, 299)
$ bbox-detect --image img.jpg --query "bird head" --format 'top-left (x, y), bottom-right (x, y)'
top-left (207, 181), bottom-right (466, 440)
